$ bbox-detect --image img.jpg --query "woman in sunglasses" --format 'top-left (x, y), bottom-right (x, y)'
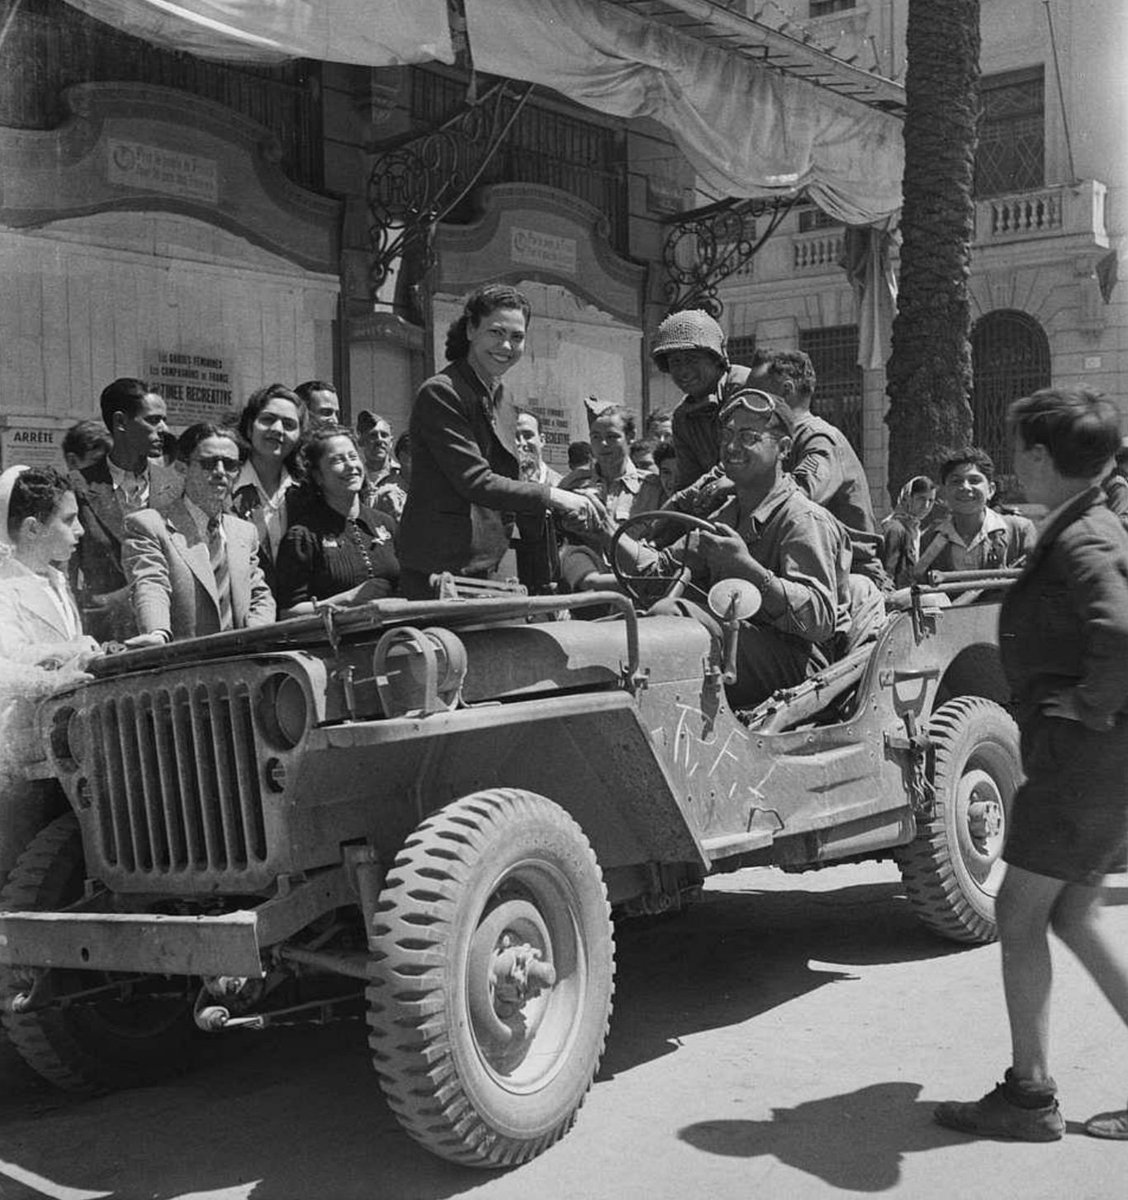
top-left (606, 388), bottom-right (853, 708)
top-left (122, 422), bottom-right (276, 643)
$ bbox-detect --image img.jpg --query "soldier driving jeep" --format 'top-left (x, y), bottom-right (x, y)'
top-left (590, 388), bottom-right (881, 708)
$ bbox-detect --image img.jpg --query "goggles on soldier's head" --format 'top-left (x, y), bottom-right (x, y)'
top-left (718, 388), bottom-right (795, 436)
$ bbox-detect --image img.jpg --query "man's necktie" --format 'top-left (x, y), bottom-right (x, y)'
top-left (207, 515), bottom-right (233, 632)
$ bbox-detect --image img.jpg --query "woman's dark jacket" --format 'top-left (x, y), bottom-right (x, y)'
top-left (400, 358), bottom-right (551, 576)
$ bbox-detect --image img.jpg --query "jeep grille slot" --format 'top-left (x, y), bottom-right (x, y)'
top-left (87, 681), bottom-right (267, 873)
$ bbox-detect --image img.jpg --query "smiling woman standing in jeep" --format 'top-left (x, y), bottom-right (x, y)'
top-left (398, 283), bottom-right (596, 599)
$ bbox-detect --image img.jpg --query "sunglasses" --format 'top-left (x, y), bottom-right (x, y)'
top-left (194, 455), bottom-right (241, 474)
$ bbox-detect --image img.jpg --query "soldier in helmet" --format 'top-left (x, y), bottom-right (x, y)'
top-left (650, 309), bottom-right (752, 492)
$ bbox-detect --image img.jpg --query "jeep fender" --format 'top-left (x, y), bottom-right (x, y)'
top-left (290, 691), bottom-right (708, 873)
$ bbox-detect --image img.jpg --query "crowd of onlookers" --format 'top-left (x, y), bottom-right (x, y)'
top-left (4, 295), bottom-right (1128, 702)
top-left (0, 350), bottom-right (1102, 665)
top-left (3, 371), bottom-right (674, 665)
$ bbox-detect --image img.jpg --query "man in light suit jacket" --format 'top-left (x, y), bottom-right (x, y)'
top-left (71, 377), bottom-right (183, 641)
top-left (122, 423), bottom-right (275, 643)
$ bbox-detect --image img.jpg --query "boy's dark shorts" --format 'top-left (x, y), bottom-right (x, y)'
top-left (1004, 711), bottom-right (1128, 885)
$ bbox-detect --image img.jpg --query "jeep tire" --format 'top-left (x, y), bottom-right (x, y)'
top-left (896, 696), bottom-right (1020, 944)
top-left (0, 814), bottom-right (195, 1093)
top-left (366, 789), bottom-right (614, 1167)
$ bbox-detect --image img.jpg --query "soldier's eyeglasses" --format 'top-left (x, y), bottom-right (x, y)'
top-left (720, 427), bottom-right (779, 450)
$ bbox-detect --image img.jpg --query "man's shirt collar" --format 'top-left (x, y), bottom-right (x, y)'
top-left (934, 506), bottom-right (1007, 549)
top-left (107, 457), bottom-right (149, 487)
top-left (592, 460), bottom-right (647, 494)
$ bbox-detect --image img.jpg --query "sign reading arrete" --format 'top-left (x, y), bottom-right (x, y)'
top-left (1, 427), bottom-right (62, 470)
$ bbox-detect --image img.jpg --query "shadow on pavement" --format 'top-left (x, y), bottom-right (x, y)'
top-left (600, 875), bottom-right (980, 1079)
top-left (678, 1081), bottom-right (957, 1192)
top-left (0, 1020), bottom-right (499, 1200)
top-left (0, 874), bottom-right (987, 1200)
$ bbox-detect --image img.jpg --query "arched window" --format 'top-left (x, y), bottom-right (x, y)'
top-left (971, 310), bottom-right (1050, 495)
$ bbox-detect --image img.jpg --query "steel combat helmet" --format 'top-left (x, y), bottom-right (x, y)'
top-left (650, 309), bottom-right (729, 372)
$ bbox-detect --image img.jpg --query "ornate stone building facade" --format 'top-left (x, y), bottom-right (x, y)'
top-left (716, 0), bottom-right (1123, 508)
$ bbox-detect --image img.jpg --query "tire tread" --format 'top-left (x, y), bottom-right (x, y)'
top-left (896, 696), bottom-right (1019, 945)
top-left (0, 814), bottom-right (194, 1094)
top-left (365, 788), bottom-right (614, 1168)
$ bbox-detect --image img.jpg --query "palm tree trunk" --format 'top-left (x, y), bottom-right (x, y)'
top-left (885, 0), bottom-right (980, 495)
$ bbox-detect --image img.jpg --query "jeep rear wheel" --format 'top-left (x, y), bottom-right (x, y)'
top-left (0, 814), bottom-right (196, 1093)
top-left (896, 697), bottom-right (1020, 944)
top-left (366, 789), bottom-right (614, 1168)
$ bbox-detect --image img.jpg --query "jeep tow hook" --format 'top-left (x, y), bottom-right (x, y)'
top-left (194, 1005), bottom-right (266, 1032)
top-left (4, 985), bottom-right (41, 1016)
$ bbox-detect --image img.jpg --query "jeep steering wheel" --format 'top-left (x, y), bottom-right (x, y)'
top-left (608, 510), bottom-right (722, 607)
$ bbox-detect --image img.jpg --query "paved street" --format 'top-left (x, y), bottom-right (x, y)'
top-left (2, 861), bottom-right (1127, 1200)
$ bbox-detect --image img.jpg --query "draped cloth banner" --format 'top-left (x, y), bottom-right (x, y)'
top-left (63, 0), bottom-right (901, 222)
top-left (843, 224), bottom-right (899, 369)
top-left (60, 0), bottom-right (453, 65)
top-left (465, 0), bottom-right (903, 225)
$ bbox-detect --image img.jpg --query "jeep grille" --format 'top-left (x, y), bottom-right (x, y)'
top-left (84, 680), bottom-right (267, 874)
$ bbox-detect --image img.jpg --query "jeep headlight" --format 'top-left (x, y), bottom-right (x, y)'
top-left (49, 705), bottom-right (82, 769)
top-left (257, 672), bottom-right (309, 749)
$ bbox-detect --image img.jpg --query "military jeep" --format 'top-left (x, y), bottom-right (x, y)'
top-left (0, 553), bottom-right (1020, 1168)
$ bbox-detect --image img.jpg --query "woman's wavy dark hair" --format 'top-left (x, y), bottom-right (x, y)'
top-left (444, 283), bottom-right (531, 362)
top-left (6, 467), bottom-right (73, 542)
top-left (237, 383), bottom-right (309, 470)
top-left (296, 426), bottom-right (361, 495)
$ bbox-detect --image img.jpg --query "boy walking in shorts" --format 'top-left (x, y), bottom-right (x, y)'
top-left (934, 387), bottom-right (1128, 1142)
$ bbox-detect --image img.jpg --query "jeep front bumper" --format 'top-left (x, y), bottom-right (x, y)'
top-left (0, 866), bottom-right (352, 978)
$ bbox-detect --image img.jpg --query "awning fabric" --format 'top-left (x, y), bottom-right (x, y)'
top-left (61, 0), bottom-right (901, 223)
top-left (465, 0), bottom-right (902, 224)
top-left (60, 0), bottom-right (453, 66)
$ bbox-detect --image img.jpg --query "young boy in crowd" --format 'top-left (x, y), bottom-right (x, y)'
top-left (654, 442), bottom-right (679, 504)
top-left (629, 438), bottom-right (658, 475)
top-left (914, 448), bottom-right (1036, 579)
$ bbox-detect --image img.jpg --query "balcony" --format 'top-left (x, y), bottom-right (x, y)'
top-left (792, 228), bottom-right (845, 273)
top-left (976, 179), bottom-right (1108, 249)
